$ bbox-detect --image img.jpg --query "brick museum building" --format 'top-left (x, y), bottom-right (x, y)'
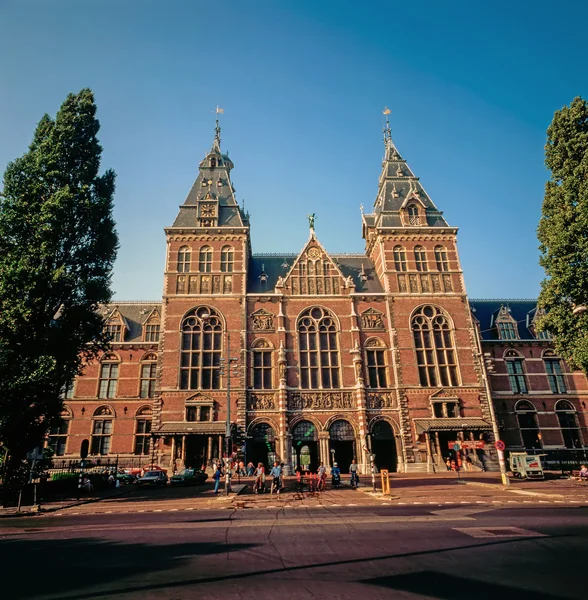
top-left (50, 119), bottom-right (588, 475)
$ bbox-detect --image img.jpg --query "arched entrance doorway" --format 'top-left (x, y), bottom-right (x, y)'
top-left (329, 420), bottom-right (356, 473)
top-left (292, 421), bottom-right (319, 472)
top-left (247, 423), bottom-right (276, 470)
top-left (371, 420), bottom-right (397, 472)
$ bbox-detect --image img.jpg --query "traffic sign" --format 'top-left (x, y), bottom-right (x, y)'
top-left (452, 443), bottom-right (461, 452)
top-left (495, 440), bottom-right (506, 451)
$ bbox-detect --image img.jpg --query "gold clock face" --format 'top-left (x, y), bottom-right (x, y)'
top-left (307, 247), bottom-right (320, 259)
top-left (201, 204), bottom-right (216, 217)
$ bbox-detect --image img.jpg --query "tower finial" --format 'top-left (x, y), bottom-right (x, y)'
top-left (214, 106), bottom-right (224, 149)
top-left (307, 213), bottom-right (316, 231)
top-left (382, 107), bottom-right (392, 146)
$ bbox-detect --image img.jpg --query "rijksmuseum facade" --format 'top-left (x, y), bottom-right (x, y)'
top-left (51, 121), bottom-right (588, 474)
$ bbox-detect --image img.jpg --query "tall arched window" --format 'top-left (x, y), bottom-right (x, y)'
top-left (412, 305), bottom-right (459, 387)
top-left (177, 246), bottom-right (191, 273)
top-left (134, 406), bottom-right (152, 455)
top-left (48, 407), bottom-right (72, 456)
top-left (505, 350), bottom-right (528, 394)
top-left (434, 246), bottom-right (449, 272)
top-left (556, 400), bottom-right (583, 448)
top-left (140, 353), bottom-right (157, 398)
top-left (251, 339), bottom-right (273, 389)
top-left (515, 400), bottom-right (542, 449)
top-left (414, 246), bottom-right (428, 272)
top-left (199, 246), bottom-right (213, 273)
top-left (298, 307), bottom-right (340, 389)
top-left (543, 350), bottom-right (567, 394)
top-left (393, 246), bottom-right (407, 272)
top-left (98, 354), bottom-right (119, 399)
top-left (221, 246), bottom-right (234, 273)
top-left (180, 307), bottom-right (222, 390)
top-left (364, 339), bottom-right (388, 388)
top-left (91, 406), bottom-right (114, 455)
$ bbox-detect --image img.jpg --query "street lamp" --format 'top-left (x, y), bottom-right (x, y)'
top-left (200, 311), bottom-right (239, 496)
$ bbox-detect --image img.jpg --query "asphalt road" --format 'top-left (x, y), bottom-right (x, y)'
top-left (1, 503), bottom-right (586, 600)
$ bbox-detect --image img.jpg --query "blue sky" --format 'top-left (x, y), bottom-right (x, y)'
top-left (1, 0), bottom-right (587, 301)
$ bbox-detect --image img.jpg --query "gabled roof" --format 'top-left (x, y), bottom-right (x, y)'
top-left (469, 299), bottom-right (546, 341)
top-left (363, 122), bottom-right (450, 231)
top-left (100, 302), bottom-right (162, 343)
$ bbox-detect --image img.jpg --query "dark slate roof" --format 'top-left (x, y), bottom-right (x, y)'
top-left (363, 140), bottom-right (450, 229)
top-left (171, 131), bottom-right (246, 228)
top-left (247, 254), bottom-right (384, 294)
top-left (469, 299), bottom-right (543, 341)
top-left (102, 302), bottom-right (161, 343)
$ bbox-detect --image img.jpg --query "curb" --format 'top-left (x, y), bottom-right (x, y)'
top-left (461, 480), bottom-right (565, 499)
top-left (0, 487), bottom-right (135, 518)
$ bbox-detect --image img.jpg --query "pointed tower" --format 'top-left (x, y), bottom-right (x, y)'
top-left (155, 119), bottom-right (250, 470)
top-left (362, 112), bottom-right (494, 472)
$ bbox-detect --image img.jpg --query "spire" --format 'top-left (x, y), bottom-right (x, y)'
top-left (212, 106), bottom-right (224, 152)
top-left (383, 107), bottom-right (392, 147)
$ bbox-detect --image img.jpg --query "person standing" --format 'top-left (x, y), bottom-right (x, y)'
top-left (247, 461), bottom-right (255, 476)
top-left (349, 459), bottom-right (359, 488)
top-left (213, 463), bottom-right (223, 495)
top-left (270, 461), bottom-right (282, 494)
top-left (317, 462), bottom-right (327, 491)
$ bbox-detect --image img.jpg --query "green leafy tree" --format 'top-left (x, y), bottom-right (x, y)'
top-left (0, 89), bottom-right (118, 489)
top-left (537, 96), bottom-right (588, 371)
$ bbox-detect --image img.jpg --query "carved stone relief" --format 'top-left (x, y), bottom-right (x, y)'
top-left (366, 392), bottom-right (396, 409)
top-left (248, 393), bottom-right (277, 410)
top-left (360, 308), bottom-right (385, 330)
top-left (289, 391), bottom-right (353, 410)
top-left (250, 309), bottom-right (275, 331)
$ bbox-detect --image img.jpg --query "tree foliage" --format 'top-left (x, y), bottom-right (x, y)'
top-left (537, 96), bottom-right (588, 371)
top-left (0, 89), bottom-right (118, 474)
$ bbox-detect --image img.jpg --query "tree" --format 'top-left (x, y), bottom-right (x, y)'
top-left (0, 89), bottom-right (118, 489)
top-left (537, 96), bottom-right (588, 371)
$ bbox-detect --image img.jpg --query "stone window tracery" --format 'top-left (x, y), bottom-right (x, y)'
top-left (298, 307), bottom-right (340, 389)
top-left (180, 307), bottom-right (222, 390)
top-left (412, 306), bottom-right (459, 387)
top-left (289, 247), bottom-right (341, 295)
top-left (252, 340), bottom-right (273, 390)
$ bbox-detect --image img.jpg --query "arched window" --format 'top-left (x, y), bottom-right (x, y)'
top-left (393, 246), bottom-right (407, 272)
top-left (292, 420), bottom-right (318, 441)
top-left (177, 246), bottom-right (191, 273)
top-left (251, 422), bottom-right (275, 443)
top-left (48, 407), bottom-right (71, 456)
top-left (543, 350), bottom-right (567, 394)
top-left (199, 246), bottom-right (213, 273)
top-left (434, 246), bottom-right (449, 272)
top-left (412, 306), bottom-right (459, 387)
top-left (329, 420), bottom-right (355, 441)
top-left (251, 340), bottom-right (273, 389)
top-left (134, 406), bottom-right (152, 455)
top-left (298, 307), bottom-right (340, 389)
top-left (98, 354), bottom-right (119, 399)
top-left (515, 400), bottom-right (542, 449)
top-left (140, 353), bottom-right (157, 398)
top-left (210, 157), bottom-right (217, 168)
top-left (364, 339), bottom-right (388, 388)
top-left (556, 400), bottom-right (583, 448)
top-left (407, 204), bottom-right (420, 225)
top-left (505, 350), bottom-right (528, 394)
top-left (414, 246), bottom-right (428, 272)
top-left (91, 406), bottom-right (114, 455)
top-left (221, 246), bottom-right (234, 273)
top-left (180, 307), bottom-right (222, 390)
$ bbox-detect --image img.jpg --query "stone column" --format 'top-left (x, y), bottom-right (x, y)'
top-left (207, 435), bottom-right (213, 468)
top-left (170, 437), bottom-right (176, 471)
top-left (318, 432), bottom-right (330, 466)
top-left (277, 339), bottom-right (290, 474)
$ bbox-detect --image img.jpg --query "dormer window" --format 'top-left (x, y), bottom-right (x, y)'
top-left (495, 306), bottom-right (519, 340)
top-left (106, 323), bottom-right (122, 343)
top-left (408, 204), bottom-right (420, 225)
top-left (210, 157), bottom-right (216, 168)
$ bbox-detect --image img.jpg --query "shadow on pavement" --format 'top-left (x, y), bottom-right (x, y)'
top-left (361, 570), bottom-right (565, 600)
top-left (2, 537), bottom-right (259, 599)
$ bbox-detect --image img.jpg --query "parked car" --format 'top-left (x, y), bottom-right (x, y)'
top-left (170, 468), bottom-right (208, 486)
top-left (136, 470), bottom-right (168, 487)
top-left (140, 465), bottom-right (167, 476)
top-left (116, 472), bottom-right (137, 485)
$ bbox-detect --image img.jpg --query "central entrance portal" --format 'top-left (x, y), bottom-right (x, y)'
top-left (329, 419), bottom-right (356, 473)
top-left (247, 423), bottom-right (276, 470)
top-left (371, 420), bottom-right (397, 472)
top-left (292, 420), bottom-right (319, 472)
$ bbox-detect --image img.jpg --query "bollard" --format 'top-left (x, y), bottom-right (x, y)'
top-left (380, 469), bottom-right (390, 495)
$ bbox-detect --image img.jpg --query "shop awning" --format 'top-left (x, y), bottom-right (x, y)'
top-left (413, 418), bottom-right (492, 434)
top-left (154, 422), bottom-right (227, 435)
